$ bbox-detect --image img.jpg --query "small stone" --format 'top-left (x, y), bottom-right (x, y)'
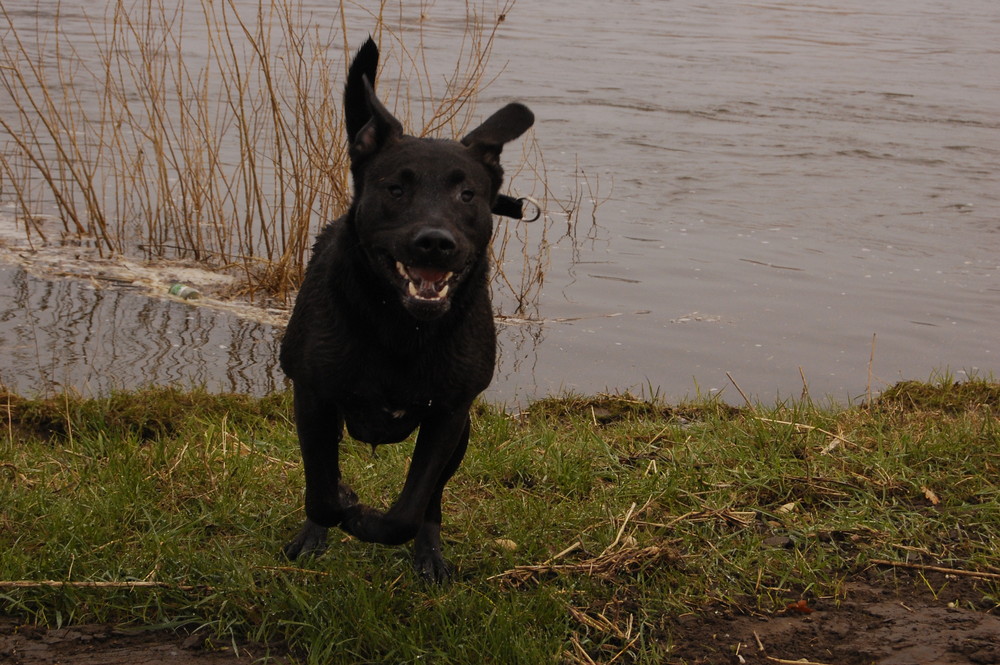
top-left (763, 535), bottom-right (794, 549)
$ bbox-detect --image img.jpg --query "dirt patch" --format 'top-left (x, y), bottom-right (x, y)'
top-left (0, 619), bottom-right (288, 664)
top-left (521, 393), bottom-right (741, 427)
top-left (666, 581), bottom-right (1000, 665)
top-left (874, 379), bottom-right (1000, 415)
top-left (4, 579), bottom-right (998, 663)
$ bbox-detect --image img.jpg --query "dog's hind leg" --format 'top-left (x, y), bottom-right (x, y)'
top-left (283, 386), bottom-right (357, 560)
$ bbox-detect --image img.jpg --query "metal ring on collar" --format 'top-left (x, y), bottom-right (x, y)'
top-left (517, 197), bottom-right (541, 222)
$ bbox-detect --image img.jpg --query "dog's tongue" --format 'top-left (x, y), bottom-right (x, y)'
top-left (409, 267), bottom-right (449, 285)
top-left (406, 265), bottom-right (451, 299)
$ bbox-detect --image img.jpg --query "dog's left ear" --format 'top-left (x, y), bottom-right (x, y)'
top-left (350, 76), bottom-right (404, 161)
top-left (461, 103), bottom-right (534, 166)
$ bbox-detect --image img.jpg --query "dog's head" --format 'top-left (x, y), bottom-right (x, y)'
top-left (343, 39), bottom-right (534, 321)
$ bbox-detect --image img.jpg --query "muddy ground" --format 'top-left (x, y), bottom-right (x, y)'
top-left (2, 571), bottom-right (997, 664)
top-left (0, 619), bottom-right (289, 664)
top-left (666, 568), bottom-right (1000, 665)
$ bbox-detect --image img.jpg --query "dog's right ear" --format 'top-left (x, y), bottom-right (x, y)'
top-left (345, 37), bottom-right (403, 161)
top-left (344, 37), bottom-right (379, 144)
top-left (350, 78), bottom-right (404, 161)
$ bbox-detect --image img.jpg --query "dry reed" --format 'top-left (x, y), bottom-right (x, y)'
top-left (0, 0), bottom-right (563, 312)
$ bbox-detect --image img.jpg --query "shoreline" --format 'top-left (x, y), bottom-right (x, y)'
top-left (0, 212), bottom-right (292, 328)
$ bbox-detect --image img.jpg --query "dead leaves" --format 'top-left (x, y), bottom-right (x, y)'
top-left (783, 599), bottom-right (815, 615)
top-left (921, 485), bottom-right (940, 505)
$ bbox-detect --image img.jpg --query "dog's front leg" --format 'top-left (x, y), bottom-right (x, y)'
top-left (341, 409), bottom-right (471, 580)
top-left (283, 385), bottom-right (357, 560)
top-left (413, 416), bottom-right (470, 582)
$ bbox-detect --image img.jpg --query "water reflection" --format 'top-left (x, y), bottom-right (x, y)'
top-left (0, 265), bottom-right (285, 396)
top-left (1, 0), bottom-right (998, 403)
top-left (0, 262), bottom-right (559, 403)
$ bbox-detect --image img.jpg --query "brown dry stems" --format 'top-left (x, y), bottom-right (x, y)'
top-left (0, 1), bottom-right (562, 311)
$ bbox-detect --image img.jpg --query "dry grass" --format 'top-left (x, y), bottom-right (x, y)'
top-left (491, 544), bottom-right (682, 588)
top-left (0, 0), bottom-right (565, 311)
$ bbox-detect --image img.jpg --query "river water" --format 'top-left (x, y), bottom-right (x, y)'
top-left (1, 0), bottom-right (997, 404)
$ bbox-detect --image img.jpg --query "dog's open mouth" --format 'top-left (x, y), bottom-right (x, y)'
top-left (395, 261), bottom-right (456, 302)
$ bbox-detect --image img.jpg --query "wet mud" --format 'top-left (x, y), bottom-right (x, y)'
top-left (668, 579), bottom-right (1000, 665)
top-left (0, 618), bottom-right (288, 664)
top-left (3, 576), bottom-right (997, 664)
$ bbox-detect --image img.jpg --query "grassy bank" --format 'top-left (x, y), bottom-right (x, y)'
top-left (1, 379), bottom-right (998, 663)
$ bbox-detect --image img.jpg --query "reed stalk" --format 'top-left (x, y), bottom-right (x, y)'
top-left (0, 0), bottom-right (558, 312)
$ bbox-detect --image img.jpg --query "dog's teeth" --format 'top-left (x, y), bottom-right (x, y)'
top-left (397, 262), bottom-right (454, 301)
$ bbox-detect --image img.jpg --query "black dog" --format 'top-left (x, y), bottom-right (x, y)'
top-left (279, 38), bottom-right (533, 581)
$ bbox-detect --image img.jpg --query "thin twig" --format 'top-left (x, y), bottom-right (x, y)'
top-left (567, 606), bottom-right (625, 640)
top-left (766, 657), bottom-right (833, 665)
top-left (489, 545), bottom-right (677, 586)
top-left (634, 510), bottom-right (701, 530)
top-left (606, 633), bottom-right (642, 664)
top-left (753, 417), bottom-right (856, 448)
top-left (867, 333), bottom-right (877, 406)
top-left (569, 636), bottom-right (598, 665)
top-left (646, 423), bottom-right (671, 446)
top-left (254, 565), bottom-right (330, 576)
top-left (600, 501), bottom-right (637, 556)
top-left (0, 580), bottom-right (209, 591)
top-left (544, 540), bottom-right (582, 565)
top-left (869, 559), bottom-right (1000, 581)
top-left (726, 372), bottom-right (753, 409)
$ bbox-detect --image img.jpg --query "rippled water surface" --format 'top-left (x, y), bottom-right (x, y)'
top-left (0, 265), bottom-right (284, 395)
top-left (1, 0), bottom-right (997, 403)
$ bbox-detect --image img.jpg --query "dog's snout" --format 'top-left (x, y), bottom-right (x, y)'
top-left (412, 228), bottom-right (457, 259)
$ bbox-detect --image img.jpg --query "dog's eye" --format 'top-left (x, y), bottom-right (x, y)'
top-left (387, 184), bottom-right (404, 198)
top-left (460, 189), bottom-right (475, 203)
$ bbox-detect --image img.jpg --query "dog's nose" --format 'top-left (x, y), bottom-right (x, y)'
top-left (412, 228), bottom-right (457, 259)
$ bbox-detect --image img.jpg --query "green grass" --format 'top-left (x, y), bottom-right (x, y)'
top-left (1, 378), bottom-right (998, 663)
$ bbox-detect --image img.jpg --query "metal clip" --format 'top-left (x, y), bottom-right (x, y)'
top-left (517, 196), bottom-right (541, 222)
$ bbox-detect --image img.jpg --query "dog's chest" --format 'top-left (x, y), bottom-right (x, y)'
top-left (341, 396), bottom-right (428, 446)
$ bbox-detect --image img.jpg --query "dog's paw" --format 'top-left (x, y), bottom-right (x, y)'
top-left (413, 522), bottom-right (454, 583)
top-left (413, 546), bottom-right (454, 584)
top-left (282, 519), bottom-right (329, 560)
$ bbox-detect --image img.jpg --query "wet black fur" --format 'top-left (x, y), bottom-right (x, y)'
top-left (278, 37), bottom-right (533, 581)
